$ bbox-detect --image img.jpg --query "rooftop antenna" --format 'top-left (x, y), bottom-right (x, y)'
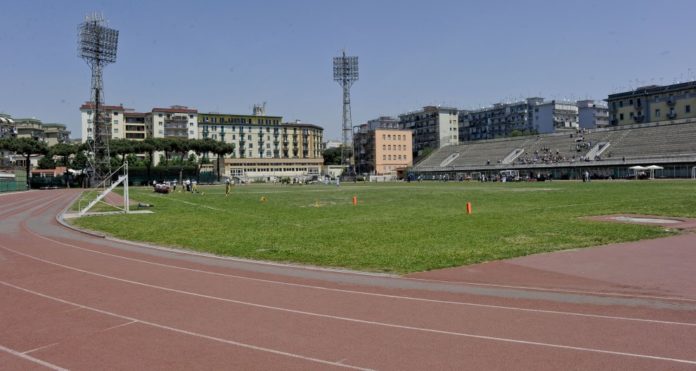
top-left (78, 12), bottom-right (119, 184)
top-left (333, 50), bottom-right (359, 168)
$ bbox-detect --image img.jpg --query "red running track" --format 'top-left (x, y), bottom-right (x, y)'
top-left (1, 189), bottom-right (696, 370)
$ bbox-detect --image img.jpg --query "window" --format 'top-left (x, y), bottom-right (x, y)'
top-left (249, 143), bottom-right (253, 148)
top-left (687, 105), bottom-right (692, 113)
top-left (619, 101), bottom-right (623, 108)
top-left (655, 109), bottom-right (661, 118)
top-left (383, 155), bottom-right (386, 160)
top-left (382, 144), bottom-right (386, 150)
top-left (619, 113), bottom-right (624, 121)
top-left (248, 135), bottom-right (252, 140)
top-left (382, 134), bottom-right (386, 140)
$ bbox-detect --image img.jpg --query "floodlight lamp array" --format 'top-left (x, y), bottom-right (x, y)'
top-left (333, 56), bottom-right (359, 82)
top-left (78, 20), bottom-right (119, 64)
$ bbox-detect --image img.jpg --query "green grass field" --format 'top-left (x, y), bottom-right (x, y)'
top-left (71, 180), bottom-right (696, 274)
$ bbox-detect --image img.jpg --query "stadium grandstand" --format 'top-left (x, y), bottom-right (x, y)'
top-left (412, 120), bottom-right (696, 180)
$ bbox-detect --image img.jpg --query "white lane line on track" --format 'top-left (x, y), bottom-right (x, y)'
top-left (0, 343), bottom-right (68, 371)
top-left (0, 195), bottom-right (57, 219)
top-left (404, 276), bottom-right (696, 303)
top-left (0, 281), bottom-right (372, 371)
top-left (100, 320), bottom-right (137, 333)
top-left (23, 342), bottom-right (60, 355)
top-left (23, 224), bottom-right (696, 328)
top-left (2, 244), bottom-right (696, 366)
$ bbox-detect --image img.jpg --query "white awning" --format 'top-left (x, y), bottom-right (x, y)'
top-left (646, 165), bottom-right (664, 170)
top-left (629, 166), bottom-right (648, 170)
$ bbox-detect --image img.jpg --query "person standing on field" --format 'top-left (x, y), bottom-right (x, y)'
top-left (225, 178), bottom-right (231, 197)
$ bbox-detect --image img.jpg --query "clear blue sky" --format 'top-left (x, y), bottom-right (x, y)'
top-left (1, 0), bottom-right (695, 140)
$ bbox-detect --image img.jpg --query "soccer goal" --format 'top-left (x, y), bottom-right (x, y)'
top-left (77, 161), bottom-right (130, 216)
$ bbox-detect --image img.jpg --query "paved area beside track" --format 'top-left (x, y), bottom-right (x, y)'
top-left (1, 189), bottom-right (696, 370)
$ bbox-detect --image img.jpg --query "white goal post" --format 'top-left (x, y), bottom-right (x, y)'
top-left (78, 161), bottom-right (130, 216)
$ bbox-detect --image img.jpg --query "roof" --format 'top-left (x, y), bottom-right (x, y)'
top-left (124, 112), bottom-right (147, 116)
top-left (281, 122), bottom-right (324, 130)
top-left (607, 80), bottom-right (696, 100)
top-left (200, 112), bottom-right (282, 119)
top-left (80, 102), bottom-right (127, 111)
top-left (42, 123), bottom-right (67, 128)
top-left (152, 107), bottom-right (198, 114)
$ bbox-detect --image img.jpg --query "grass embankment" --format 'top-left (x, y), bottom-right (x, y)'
top-left (71, 181), bottom-right (695, 273)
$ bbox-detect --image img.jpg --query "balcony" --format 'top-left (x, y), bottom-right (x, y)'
top-left (164, 131), bottom-right (187, 138)
top-left (165, 115), bottom-right (188, 122)
top-left (164, 123), bottom-right (188, 130)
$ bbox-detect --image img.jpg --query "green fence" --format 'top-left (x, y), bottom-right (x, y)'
top-left (0, 170), bottom-right (27, 193)
top-left (128, 167), bottom-right (218, 185)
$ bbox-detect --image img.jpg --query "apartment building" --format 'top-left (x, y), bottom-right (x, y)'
top-left (150, 106), bottom-right (198, 140)
top-left (398, 106), bottom-right (458, 157)
top-left (533, 100), bottom-right (579, 133)
top-left (460, 98), bottom-right (578, 142)
top-left (460, 98), bottom-right (542, 141)
top-left (42, 124), bottom-right (71, 146)
top-left (367, 116), bottom-right (400, 130)
top-left (0, 114), bottom-right (17, 139)
top-left (607, 81), bottom-right (696, 125)
top-left (14, 118), bottom-right (45, 141)
top-left (80, 102), bottom-right (127, 143)
top-left (354, 122), bottom-right (412, 175)
top-left (123, 112), bottom-right (148, 140)
top-left (198, 111), bottom-right (323, 180)
top-left (577, 100), bottom-right (609, 129)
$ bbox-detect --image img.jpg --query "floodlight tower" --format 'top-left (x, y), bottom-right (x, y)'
top-left (78, 13), bottom-right (119, 184)
top-left (333, 50), bottom-right (359, 167)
